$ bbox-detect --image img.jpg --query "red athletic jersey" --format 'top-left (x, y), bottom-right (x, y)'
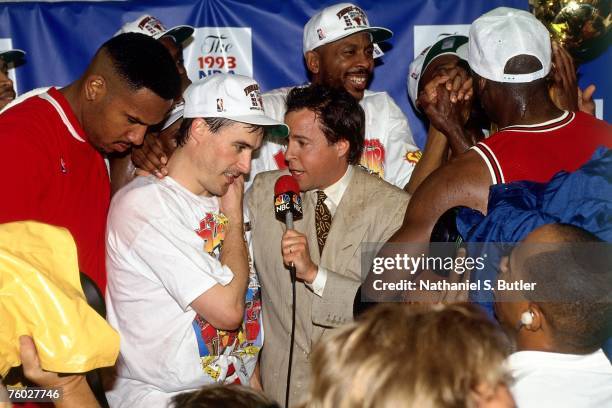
top-left (472, 111), bottom-right (612, 184)
top-left (0, 87), bottom-right (110, 292)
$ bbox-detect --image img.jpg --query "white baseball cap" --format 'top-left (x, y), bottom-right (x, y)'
top-left (468, 7), bottom-right (551, 83)
top-left (303, 3), bottom-right (392, 58)
top-left (183, 74), bottom-right (289, 138)
top-left (0, 49), bottom-right (26, 65)
top-left (407, 34), bottom-right (468, 110)
top-left (115, 14), bottom-right (194, 44)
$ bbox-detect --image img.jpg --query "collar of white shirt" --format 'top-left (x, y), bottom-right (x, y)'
top-left (320, 165), bottom-right (353, 217)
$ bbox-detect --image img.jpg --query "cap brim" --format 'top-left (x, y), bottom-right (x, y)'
top-left (368, 27), bottom-right (393, 44)
top-left (314, 26), bottom-right (393, 53)
top-left (224, 114), bottom-right (289, 138)
top-left (159, 25), bottom-right (194, 44)
top-left (422, 35), bottom-right (469, 76)
top-left (0, 49), bottom-right (26, 65)
top-left (161, 103), bottom-right (185, 131)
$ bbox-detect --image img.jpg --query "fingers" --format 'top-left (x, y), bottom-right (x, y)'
top-left (419, 75), bottom-right (450, 107)
top-left (440, 67), bottom-right (472, 102)
top-left (19, 335), bottom-right (41, 380)
top-left (459, 77), bottom-right (473, 101)
top-left (131, 133), bottom-right (168, 178)
top-left (582, 84), bottom-right (596, 101)
top-left (552, 41), bottom-right (577, 88)
top-left (281, 230), bottom-right (306, 253)
top-left (578, 84), bottom-right (597, 115)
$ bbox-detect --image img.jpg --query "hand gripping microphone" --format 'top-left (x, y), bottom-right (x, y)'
top-left (274, 175), bottom-right (303, 229)
top-left (273, 175), bottom-right (302, 408)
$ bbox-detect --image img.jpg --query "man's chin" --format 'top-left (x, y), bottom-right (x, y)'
top-left (344, 85), bottom-right (366, 100)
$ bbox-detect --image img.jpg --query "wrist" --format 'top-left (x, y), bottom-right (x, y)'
top-left (306, 263), bottom-right (318, 284)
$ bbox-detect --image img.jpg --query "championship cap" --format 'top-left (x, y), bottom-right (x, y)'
top-left (0, 49), bottom-right (26, 65)
top-left (303, 3), bottom-right (392, 58)
top-left (115, 14), bottom-right (194, 44)
top-left (468, 7), bottom-right (551, 83)
top-left (183, 74), bottom-right (289, 138)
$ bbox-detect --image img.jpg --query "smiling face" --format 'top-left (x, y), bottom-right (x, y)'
top-left (307, 32), bottom-right (374, 100)
top-left (0, 58), bottom-right (16, 109)
top-left (284, 108), bottom-right (349, 192)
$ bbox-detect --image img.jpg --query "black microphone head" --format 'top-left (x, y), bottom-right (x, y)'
top-left (274, 175), bottom-right (303, 223)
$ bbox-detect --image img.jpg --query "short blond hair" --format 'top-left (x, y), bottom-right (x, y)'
top-left (303, 303), bottom-right (511, 408)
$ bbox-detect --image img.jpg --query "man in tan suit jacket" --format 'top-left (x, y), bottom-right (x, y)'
top-left (247, 84), bottom-right (410, 405)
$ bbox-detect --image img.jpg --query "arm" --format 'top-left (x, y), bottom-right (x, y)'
top-left (405, 67), bottom-right (478, 194)
top-left (190, 176), bottom-right (250, 330)
top-left (404, 125), bottom-right (448, 195)
top-left (363, 151), bottom-right (491, 301)
top-left (419, 74), bottom-right (473, 156)
top-left (19, 336), bottom-right (99, 408)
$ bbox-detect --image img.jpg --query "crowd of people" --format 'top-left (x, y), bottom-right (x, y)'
top-left (0, 3), bottom-right (611, 408)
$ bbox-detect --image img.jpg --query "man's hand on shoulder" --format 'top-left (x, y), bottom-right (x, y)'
top-left (131, 131), bottom-right (168, 178)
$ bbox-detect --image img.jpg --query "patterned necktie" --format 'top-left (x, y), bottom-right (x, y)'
top-left (315, 190), bottom-right (332, 255)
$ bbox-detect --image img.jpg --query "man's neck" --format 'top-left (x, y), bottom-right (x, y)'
top-left (516, 333), bottom-right (557, 353)
top-left (495, 91), bottom-right (564, 129)
top-left (314, 163), bottom-right (350, 192)
top-left (166, 149), bottom-right (209, 197)
top-left (58, 82), bottom-right (83, 126)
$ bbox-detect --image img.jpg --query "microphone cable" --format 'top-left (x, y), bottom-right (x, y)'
top-left (285, 262), bottom-right (296, 408)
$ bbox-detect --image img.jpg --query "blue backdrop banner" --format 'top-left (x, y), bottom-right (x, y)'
top-left (0, 0), bottom-right (609, 147)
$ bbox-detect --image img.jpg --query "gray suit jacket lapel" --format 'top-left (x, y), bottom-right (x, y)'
top-left (321, 169), bottom-right (370, 276)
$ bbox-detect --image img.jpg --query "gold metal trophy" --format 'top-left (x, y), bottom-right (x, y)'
top-left (529, 0), bottom-right (611, 62)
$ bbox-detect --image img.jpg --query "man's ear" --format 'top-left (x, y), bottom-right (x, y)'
top-left (525, 302), bottom-right (544, 331)
top-left (84, 75), bottom-right (106, 102)
top-left (335, 138), bottom-right (350, 159)
top-left (500, 255), bottom-right (510, 275)
top-left (305, 51), bottom-right (321, 75)
top-left (188, 118), bottom-right (208, 145)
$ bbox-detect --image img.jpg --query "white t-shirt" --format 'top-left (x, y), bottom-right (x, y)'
top-left (105, 176), bottom-right (263, 407)
top-left (248, 87), bottom-right (421, 190)
top-left (509, 349), bottom-right (612, 408)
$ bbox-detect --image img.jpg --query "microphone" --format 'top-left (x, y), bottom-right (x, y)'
top-left (274, 175), bottom-right (303, 408)
top-left (274, 175), bottom-right (303, 228)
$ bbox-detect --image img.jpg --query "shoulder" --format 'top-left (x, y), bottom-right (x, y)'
top-left (361, 90), bottom-right (397, 106)
top-left (1, 86), bottom-right (52, 114)
top-left (262, 86), bottom-right (293, 98)
top-left (250, 170), bottom-right (286, 198)
top-left (0, 94), bottom-right (58, 148)
top-left (354, 167), bottom-right (409, 204)
top-left (361, 90), bottom-right (406, 118)
top-left (574, 111), bottom-right (611, 130)
top-left (262, 86), bottom-right (294, 121)
top-left (109, 177), bottom-right (171, 222)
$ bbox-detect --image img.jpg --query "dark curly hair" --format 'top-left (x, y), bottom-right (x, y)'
top-left (285, 84), bottom-right (365, 165)
top-left (102, 32), bottom-right (181, 101)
